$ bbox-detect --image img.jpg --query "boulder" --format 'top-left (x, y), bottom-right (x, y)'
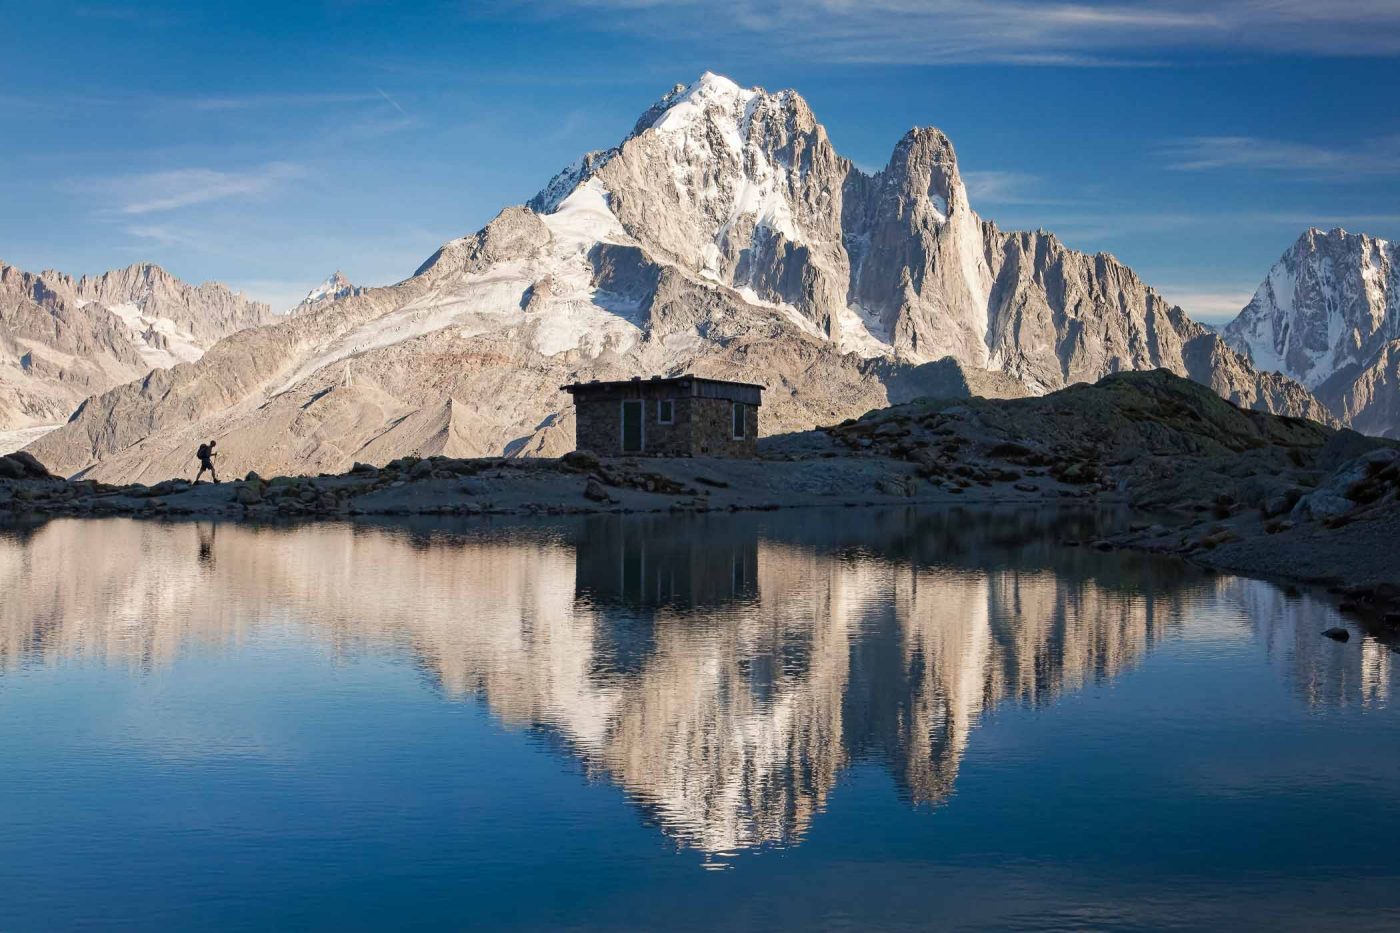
top-left (1293, 491), bottom-right (1354, 520)
top-left (1322, 627), bottom-right (1350, 642)
top-left (561, 450), bottom-right (600, 472)
top-left (584, 478), bottom-right (612, 502)
top-left (1262, 489), bottom-right (1302, 518)
top-left (876, 477), bottom-right (915, 497)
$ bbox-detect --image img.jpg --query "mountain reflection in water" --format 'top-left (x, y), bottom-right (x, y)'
top-left (0, 509), bottom-right (1387, 858)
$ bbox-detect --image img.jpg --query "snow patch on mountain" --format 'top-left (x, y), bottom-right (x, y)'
top-left (837, 303), bottom-right (895, 358)
top-left (272, 180), bottom-right (645, 396)
top-left (105, 300), bottom-right (205, 369)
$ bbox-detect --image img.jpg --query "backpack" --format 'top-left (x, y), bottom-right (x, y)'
top-left (197, 443), bottom-right (211, 460)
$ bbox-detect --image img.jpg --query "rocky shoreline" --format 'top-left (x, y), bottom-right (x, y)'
top-left (0, 446), bottom-right (1099, 522)
top-left (5, 371), bottom-right (1398, 628)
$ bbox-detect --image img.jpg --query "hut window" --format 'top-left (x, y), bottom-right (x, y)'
top-left (657, 399), bottom-right (674, 424)
top-left (732, 402), bottom-right (746, 439)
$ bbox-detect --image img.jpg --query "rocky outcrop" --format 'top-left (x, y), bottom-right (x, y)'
top-left (823, 368), bottom-right (1350, 512)
top-left (26, 73), bottom-right (1331, 481)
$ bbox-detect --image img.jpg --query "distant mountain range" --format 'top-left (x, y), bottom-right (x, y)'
top-left (0, 261), bottom-right (271, 433)
top-left (12, 73), bottom-right (1393, 480)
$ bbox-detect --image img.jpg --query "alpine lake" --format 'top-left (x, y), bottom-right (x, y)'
top-left (1, 507), bottom-right (1397, 930)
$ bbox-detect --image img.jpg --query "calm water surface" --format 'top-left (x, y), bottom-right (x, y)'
top-left (1, 509), bottom-right (1397, 930)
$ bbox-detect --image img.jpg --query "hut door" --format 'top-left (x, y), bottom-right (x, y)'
top-left (621, 400), bottom-right (644, 452)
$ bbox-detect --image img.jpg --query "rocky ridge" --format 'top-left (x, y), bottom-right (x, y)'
top-left (0, 259), bottom-right (271, 431)
top-left (27, 73), bottom-right (1328, 482)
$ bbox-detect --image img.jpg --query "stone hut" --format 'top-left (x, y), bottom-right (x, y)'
top-left (563, 376), bottom-right (763, 457)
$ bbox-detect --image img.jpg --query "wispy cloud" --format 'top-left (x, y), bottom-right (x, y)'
top-left (374, 87), bottom-right (408, 116)
top-left (182, 92), bottom-right (387, 112)
top-left (76, 162), bottom-right (305, 215)
top-left (964, 170), bottom-right (1061, 205)
top-left (73, 4), bottom-right (149, 21)
top-left (506, 0), bottom-right (1400, 64)
top-left (124, 223), bottom-right (207, 249)
top-left (545, 108), bottom-right (592, 144)
top-left (1156, 286), bottom-right (1256, 323)
top-left (230, 278), bottom-right (326, 314)
top-left (1162, 135), bottom-right (1400, 175)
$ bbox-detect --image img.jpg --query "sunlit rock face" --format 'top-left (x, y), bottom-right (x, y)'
top-left (0, 513), bottom-right (1374, 855)
top-left (0, 260), bottom-right (271, 433)
top-left (1223, 228), bottom-right (1400, 438)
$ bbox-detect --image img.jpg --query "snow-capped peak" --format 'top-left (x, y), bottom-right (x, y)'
top-left (1222, 227), bottom-right (1399, 389)
top-left (648, 72), bottom-right (757, 140)
top-left (306, 271), bottom-right (352, 303)
top-left (287, 271), bottom-right (362, 314)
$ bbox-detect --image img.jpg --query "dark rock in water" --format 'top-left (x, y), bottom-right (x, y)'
top-left (1322, 627), bottom-right (1350, 642)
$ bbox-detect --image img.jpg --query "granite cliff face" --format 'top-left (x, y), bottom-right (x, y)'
top-left (0, 260), bottom-right (270, 432)
top-left (29, 73), bottom-right (1328, 481)
top-left (1224, 228), bottom-right (1400, 437)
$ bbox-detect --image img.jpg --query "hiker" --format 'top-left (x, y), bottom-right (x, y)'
top-left (194, 440), bottom-right (220, 484)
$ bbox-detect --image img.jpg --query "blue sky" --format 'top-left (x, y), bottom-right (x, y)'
top-left (3, 1), bottom-right (1399, 321)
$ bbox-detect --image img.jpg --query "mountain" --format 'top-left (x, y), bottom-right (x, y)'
top-left (286, 271), bottom-right (364, 315)
top-left (0, 260), bottom-right (271, 433)
top-left (1223, 228), bottom-right (1399, 437)
top-left (27, 73), bottom-right (1329, 482)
